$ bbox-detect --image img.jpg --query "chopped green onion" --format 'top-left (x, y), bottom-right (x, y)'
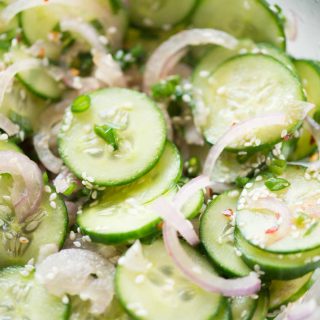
top-left (265, 177), bottom-right (290, 191)
top-left (268, 158), bottom-right (287, 175)
top-left (151, 75), bottom-right (181, 100)
top-left (71, 52), bottom-right (94, 77)
top-left (63, 182), bottom-right (78, 197)
top-left (235, 176), bottom-right (250, 188)
top-left (71, 95), bottom-right (91, 113)
top-left (313, 109), bottom-right (320, 124)
top-left (304, 221), bottom-right (319, 237)
top-left (184, 157), bottom-right (201, 178)
top-left (94, 124), bottom-right (118, 150)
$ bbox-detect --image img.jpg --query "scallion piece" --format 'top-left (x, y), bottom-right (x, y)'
top-left (94, 124), bottom-right (119, 150)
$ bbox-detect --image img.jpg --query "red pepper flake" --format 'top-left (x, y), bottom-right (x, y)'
top-left (283, 134), bottom-right (291, 141)
top-left (70, 68), bottom-right (80, 77)
top-left (223, 209), bottom-right (234, 218)
top-left (265, 225), bottom-right (279, 234)
top-left (310, 136), bottom-right (316, 145)
top-left (37, 47), bottom-right (46, 59)
top-left (156, 221), bottom-right (164, 231)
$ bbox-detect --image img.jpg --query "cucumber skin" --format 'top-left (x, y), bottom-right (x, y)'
top-left (77, 191), bottom-right (204, 245)
top-left (235, 231), bottom-right (320, 280)
top-left (200, 193), bottom-right (251, 278)
top-left (58, 88), bottom-right (167, 187)
top-left (268, 275), bottom-right (314, 312)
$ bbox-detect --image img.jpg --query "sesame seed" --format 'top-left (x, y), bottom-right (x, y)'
top-left (49, 193), bottom-right (57, 201)
top-left (50, 201), bottom-right (57, 209)
top-left (62, 295), bottom-right (69, 304)
top-left (73, 241), bottom-right (81, 248)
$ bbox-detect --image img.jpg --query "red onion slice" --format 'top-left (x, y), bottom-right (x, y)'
top-left (174, 175), bottom-right (210, 209)
top-left (247, 198), bottom-right (291, 245)
top-left (0, 114), bottom-right (19, 136)
top-left (36, 248), bottom-right (115, 315)
top-left (152, 197), bottom-right (200, 246)
top-left (144, 29), bottom-right (238, 91)
top-left (60, 19), bottom-right (106, 53)
top-left (163, 222), bottom-right (261, 296)
top-left (203, 113), bottom-right (287, 179)
top-left (0, 59), bottom-right (41, 107)
top-left (0, 151), bottom-right (43, 222)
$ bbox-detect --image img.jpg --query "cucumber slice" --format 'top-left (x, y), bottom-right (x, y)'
top-left (269, 272), bottom-right (313, 311)
top-left (116, 240), bottom-right (223, 320)
top-left (236, 166), bottom-right (320, 254)
top-left (10, 49), bottom-right (64, 100)
top-left (235, 230), bottom-right (320, 280)
top-left (193, 40), bottom-right (294, 91)
top-left (19, 0), bottom-right (128, 54)
top-left (0, 140), bottom-right (21, 152)
top-left (70, 297), bottom-right (130, 320)
top-left (289, 60), bottom-right (320, 161)
top-left (212, 299), bottom-right (230, 320)
top-left (0, 266), bottom-right (69, 320)
top-left (231, 295), bottom-right (257, 320)
top-left (0, 177), bottom-right (68, 266)
top-left (0, 1), bottom-right (19, 33)
top-left (129, 0), bottom-right (197, 29)
top-left (194, 54), bottom-right (304, 149)
top-left (58, 88), bottom-right (167, 186)
top-left (78, 142), bottom-right (204, 244)
top-left (200, 191), bottom-right (251, 277)
top-left (1, 82), bottom-right (47, 134)
top-left (191, 0), bottom-right (285, 49)
top-left (251, 288), bottom-right (269, 320)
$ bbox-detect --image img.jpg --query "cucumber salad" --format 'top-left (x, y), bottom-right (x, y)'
top-left (0, 0), bottom-right (319, 319)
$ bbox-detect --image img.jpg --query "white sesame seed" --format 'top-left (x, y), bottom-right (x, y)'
top-left (62, 295), bottom-right (69, 304)
top-left (50, 201), bottom-right (57, 209)
top-left (49, 193), bottom-right (57, 201)
top-left (73, 241), bottom-right (81, 248)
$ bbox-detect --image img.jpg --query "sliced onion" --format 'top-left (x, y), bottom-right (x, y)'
top-left (2, 0), bottom-right (82, 22)
top-left (34, 132), bottom-right (63, 174)
top-left (305, 116), bottom-right (320, 157)
top-left (152, 197), bottom-right (200, 246)
top-left (275, 300), bottom-right (318, 320)
top-left (0, 59), bottom-right (41, 107)
top-left (92, 49), bottom-right (126, 87)
top-left (0, 114), bottom-right (19, 136)
top-left (117, 240), bottom-right (152, 273)
top-left (60, 19), bottom-right (106, 53)
top-left (174, 175), bottom-right (210, 209)
top-left (203, 113), bottom-right (287, 179)
top-left (163, 222), bottom-right (261, 296)
top-left (247, 198), bottom-right (291, 245)
top-left (0, 151), bottom-right (43, 222)
top-left (36, 248), bottom-right (115, 315)
top-left (143, 29), bottom-right (238, 91)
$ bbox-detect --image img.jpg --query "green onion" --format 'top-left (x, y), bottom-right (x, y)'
top-left (268, 158), bottom-right (287, 175)
top-left (304, 221), bottom-right (319, 237)
top-left (265, 177), bottom-right (290, 191)
top-left (235, 176), bottom-right (250, 188)
top-left (151, 75), bottom-right (181, 100)
top-left (71, 95), bottom-right (91, 113)
top-left (184, 157), bottom-right (201, 178)
top-left (94, 124), bottom-right (118, 150)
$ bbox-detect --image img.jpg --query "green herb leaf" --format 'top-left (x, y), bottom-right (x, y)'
top-left (94, 124), bottom-right (118, 150)
top-left (151, 75), bottom-right (181, 100)
top-left (265, 177), bottom-right (290, 191)
top-left (71, 95), bottom-right (91, 113)
top-left (268, 158), bottom-right (287, 175)
top-left (235, 176), bottom-right (250, 188)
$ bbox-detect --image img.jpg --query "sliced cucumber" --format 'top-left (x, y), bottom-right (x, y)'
top-left (251, 288), bottom-right (269, 320)
top-left (212, 299), bottom-right (230, 320)
top-left (193, 40), bottom-right (294, 91)
top-left (129, 0), bottom-right (197, 29)
top-left (0, 266), bottom-right (69, 320)
top-left (58, 88), bottom-right (167, 186)
top-left (269, 272), bottom-right (313, 311)
top-left (231, 295), bottom-right (257, 320)
top-left (0, 140), bottom-right (21, 152)
top-left (0, 1), bottom-right (19, 34)
top-left (0, 177), bottom-right (68, 266)
top-left (1, 82), bottom-right (47, 134)
top-left (70, 297), bottom-right (130, 320)
top-left (191, 0), bottom-right (285, 49)
top-left (194, 54), bottom-right (304, 149)
top-left (236, 166), bottom-right (320, 254)
top-left (10, 49), bottom-right (64, 100)
top-left (19, 0), bottom-right (127, 54)
top-left (289, 60), bottom-right (320, 161)
top-left (200, 191), bottom-right (251, 277)
top-left (235, 230), bottom-right (320, 280)
top-left (116, 240), bottom-right (223, 320)
top-left (78, 144), bottom-right (204, 244)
